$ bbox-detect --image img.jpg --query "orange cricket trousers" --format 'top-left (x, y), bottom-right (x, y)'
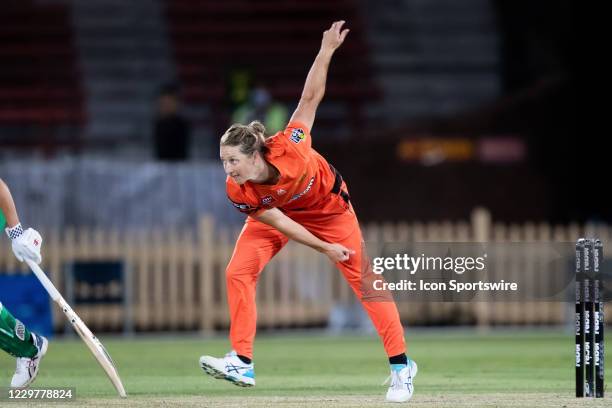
top-left (225, 193), bottom-right (406, 359)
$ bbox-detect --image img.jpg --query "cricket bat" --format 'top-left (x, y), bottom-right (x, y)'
top-left (26, 259), bottom-right (127, 398)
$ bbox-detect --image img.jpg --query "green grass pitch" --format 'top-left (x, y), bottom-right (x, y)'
top-left (1, 329), bottom-right (610, 407)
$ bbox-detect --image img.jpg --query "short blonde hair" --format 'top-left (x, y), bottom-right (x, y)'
top-left (220, 121), bottom-right (268, 155)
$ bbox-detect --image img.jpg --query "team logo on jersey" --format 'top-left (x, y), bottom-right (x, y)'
top-left (288, 176), bottom-right (315, 203)
top-left (261, 195), bottom-right (275, 205)
top-left (276, 189), bottom-right (286, 196)
top-left (15, 320), bottom-right (25, 341)
top-left (289, 128), bottom-right (306, 144)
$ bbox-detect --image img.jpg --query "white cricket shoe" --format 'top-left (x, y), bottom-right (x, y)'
top-left (384, 359), bottom-right (418, 403)
top-left (199, 350), bottom-right (255, 387)
top-left (11, 333), bottom-right (48, 388)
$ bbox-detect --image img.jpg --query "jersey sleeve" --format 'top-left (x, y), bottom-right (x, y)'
top-left (226, 180), bottom-right (261, 216)
top-left (281, 121), bottom-right (312, 157)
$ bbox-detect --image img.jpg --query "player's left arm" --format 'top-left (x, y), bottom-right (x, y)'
top-left (289, 20), bottom-right (349, 132)
top-left (254, 207), bottom-right (354, 263)
top-left (0, 178), bottom-right (20, 228)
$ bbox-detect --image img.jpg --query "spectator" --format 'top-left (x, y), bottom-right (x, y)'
top-left (232, 84), bottom-right (288, 135)
top-left (153, 84), bottom-right (191, 161)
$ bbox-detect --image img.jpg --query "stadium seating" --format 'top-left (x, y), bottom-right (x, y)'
top-left (164, 0), bottom-right (380, 138)
top-left (0, 1), bottom-right (85, 153)
top-left (361, 0), bottom-right (500, 126)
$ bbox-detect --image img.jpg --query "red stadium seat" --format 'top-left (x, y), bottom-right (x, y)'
top-left (163, 0), bottom-right (379, 136)
top-left (0, 0), bottom-right (84, 154)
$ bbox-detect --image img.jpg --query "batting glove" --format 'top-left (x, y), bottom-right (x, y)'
top-left (6, 223), bottom-right (43, 264)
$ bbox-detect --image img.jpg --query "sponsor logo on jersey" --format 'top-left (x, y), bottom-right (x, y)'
top-left (288, 176), bottom-right (315, 203)
top-left (231, 201), bottom-right (253, 211)
top-left (289, 128), bottom-right (306, 144)
top-left (261, 195), bottom-right (275, 205)
top-left (276, 189), bottom-right (286, 196)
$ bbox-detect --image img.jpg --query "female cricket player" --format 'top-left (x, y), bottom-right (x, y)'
top-left (199, 21), bottom-right (417, 403)
top-left (0, 178), bottom-right (47, 388)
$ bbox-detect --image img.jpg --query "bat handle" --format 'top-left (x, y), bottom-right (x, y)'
top-left (26, 259), bottom-right (62, 302)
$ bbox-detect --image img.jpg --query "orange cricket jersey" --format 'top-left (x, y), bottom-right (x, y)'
top-left (226, 121), bottom-right (340, 217)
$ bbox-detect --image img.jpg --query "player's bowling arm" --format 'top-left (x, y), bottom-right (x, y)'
top-left (255, 208), bottom-right (328, 250)
top-left (254, 208), bottom-right (353, 262)
top-left (0, 178), bottom-right (20, 228)
top-left (290, 20), bottom-right (349, 131)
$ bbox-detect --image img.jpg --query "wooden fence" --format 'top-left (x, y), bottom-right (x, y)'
top-left (0, 208), bottom-right (610, 332)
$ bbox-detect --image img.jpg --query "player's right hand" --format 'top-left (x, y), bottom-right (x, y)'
top-left (321, 20), bottom-right (349, 53)
top-left (10, 227), bottom-right (43, 264)
top-left (321, 242), bottom-right (355, 263)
